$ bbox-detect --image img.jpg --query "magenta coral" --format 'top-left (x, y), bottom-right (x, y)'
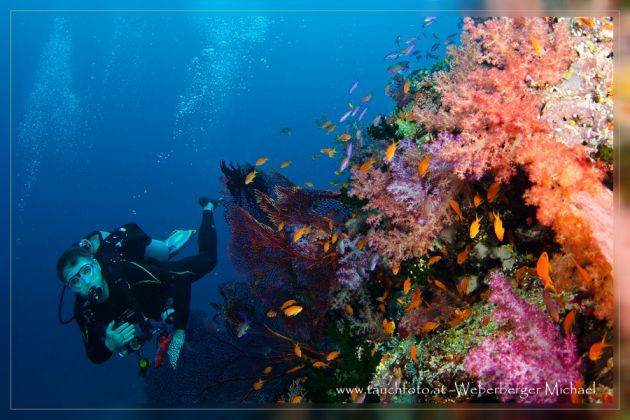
top-left (463, 272), bottom-right (581, 403)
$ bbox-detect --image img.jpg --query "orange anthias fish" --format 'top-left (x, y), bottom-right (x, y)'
top-left (321, 147), bottom-right (337, 158)
top-left (487, 182), bottom-right (500, 203)
top-left (579, 17), bottom-right (594, 26)
top-left (449, 199), bottom-right (464, 222)
top-left (359, 159), bottom-right (376, 172)
top-left (469, 214), bottom-right (482, 239)
top-left (420, 321), bottom-right (439, 334)
top-left (457, 244), bottom-right (471, 265)
top-left (267, 309), bottom-right (277, 318)
top-left (293, 225), bottom-right (310, 242)
top-left (473, 192), bottom-right (483, 207)
top-left (263, 366), bottom-right (273, 374)
top-left (313, 361), bottom-right (329, 368)
top-left (427, 255), bottom-right (442, 266)
top-left (255, 157), bottom-right (269, 166)
top-left (385, 141), bottom-right (397, 162)
top-left (456, 276), bottom-right (469, 296)
top-left (245, 169), bottom-right (258, 185)
top-left (530, 35), bottom-right (542, 54)
top-left (403, 80), bottom-right (411, 95)
top-left (280, 160), bottom-right (293, 168)
top-left (280, 299), bottom-right (297, 310)
top-left (406, 289), bottom-right (421, 312)
top-left (403, 277), bottom-right (411, 294)
top-left (327, 124), bottom-right (337, 133)
top-left (392, 265), bottom-right (400, 275)
top-left (589, 333), bottom-right (612, 361)
top-left (563, 310), bottom-right (576, 336)
top-left (338, 133), bottom-right (352, 142)
top-left (382, 319), bottom-right (396, 335)
top-left (570, 256), bottom-right (590, 283)
top-left (410, 343), bottom-right (417, 364)
top-left (284, 305), bottom-right (304, 316)
top-left (294, 343), bottom-right (302, 358)
top-left (418, 155), bottom-right (430, 177)
top-left (493, 211), bottom-right (504, 242)
top-left (537, 252), bottom-right (556, 293)
top-left (326, 351), bottom-right (341, 361)
top-left (344, 304), bottom-right (353, 315)
top-left (320, 120), bottom-right (331, 129)
top-left (291, 395), bottom-right (303, 404)
top-left (433, 279), bottom-right (447, 291)
top-left (253, 378), bottom-right (264, 390)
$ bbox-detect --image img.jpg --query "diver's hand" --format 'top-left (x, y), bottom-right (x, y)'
top-left (104, 321), bottom-right (135, 353)
top-left (167, 329), bottom-right (186, 369)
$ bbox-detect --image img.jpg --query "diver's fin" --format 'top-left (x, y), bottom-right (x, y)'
top-left (166, 229), bottom-right (196, 259)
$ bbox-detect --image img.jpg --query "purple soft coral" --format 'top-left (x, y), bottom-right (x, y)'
top-left (463, 272), bottom-right (581, 403)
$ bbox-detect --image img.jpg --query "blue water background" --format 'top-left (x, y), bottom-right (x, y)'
top-left (8, 5), bottom-right (463, 408)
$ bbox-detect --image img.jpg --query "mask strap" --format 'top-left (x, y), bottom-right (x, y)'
top-left (78, 238), bottom-right (94, 256)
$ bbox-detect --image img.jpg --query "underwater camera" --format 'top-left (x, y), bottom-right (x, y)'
top-left (114, 308), bottom-right (149, 353)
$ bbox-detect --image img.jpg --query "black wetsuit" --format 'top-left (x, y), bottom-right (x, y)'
top-left (74, 210), bottom-right (217, 364)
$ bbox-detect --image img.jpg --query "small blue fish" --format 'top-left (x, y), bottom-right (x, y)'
top-left (339, 110), bottom-right (352, 123)
top-left (433, 33), bottom-right (438, 39)
top-left (351, 106), bottom-right (360, 117)
top-left (348, 80), bottom-right (359, 94)
top-left (384, 51), bottom-right (401, 60)
top-left (396, 35), bottom-right (401, 45)
top-left (373, 115), bottom-right (382, 126)
top-left (447, 32), bottom-right (458, 38)
top-left (346, 141), bottom-right (353, 157)
top-left (400, 44), bottom-right (414, 56)
top-left (411, 50), bottom-right (420, 56)
top-left (358, 107), bottom-right (367, 121)
top-left (425, 53), bottom-right (438, 60)
top-left (430, 42), bottom-right (440, 51)
top-left (386, 61), bottom-right (409, 74)
top-left (423, 16), bottom-right (437, 27)
top-left (405, 37), bottom-right (417, 44)
top-left (444, 39), bottom-right (454, 46)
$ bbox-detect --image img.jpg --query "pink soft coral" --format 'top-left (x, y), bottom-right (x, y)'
top-left (348, 140), bottom-right (462, 268)
top-left (464, 272), bottom-right (581, 404)
top-left (413, 17), bottom-right (574, 182)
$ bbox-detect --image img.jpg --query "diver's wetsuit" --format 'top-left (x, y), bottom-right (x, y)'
top-left (74, 210), bottom-right (217, 364)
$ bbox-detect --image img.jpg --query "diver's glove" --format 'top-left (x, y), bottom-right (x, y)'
top-left (167, 329), bottom-right (186, 370)
top-left (198, 197), bottom-right (222, 211)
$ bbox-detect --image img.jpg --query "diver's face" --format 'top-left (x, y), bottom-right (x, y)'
top-left (62, 257), bottom-right (105, 299)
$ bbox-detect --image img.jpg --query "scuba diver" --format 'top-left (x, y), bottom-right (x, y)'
top-left (56, 197), bottom-right (219, 373)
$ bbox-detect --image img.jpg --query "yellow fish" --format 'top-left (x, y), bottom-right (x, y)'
top-left (323, 241), bottom-right (330, 252)
top-left (321, 148), bottom-right (337, 158)
top-left (337, 133), bottom-right (352, 142)
top-left (530, 35), bottom-right (542, 55)
top-left (283, 305), bottom-right (304, 316)
top-left (263, 366), bottom-right (272, 374)
top-left (255, 157), bottom-right (269, 166)
top-left (304, 182), bottom-right (314, 188)
top-left (418, 155), bottom-right (429, 177)
top-left (385, 141), bottom-right (397, 162)
top-left (320, 120), bottom-right (331, 129)
top-left (245, 169), bottom-right (258, 185)
top-left (469, 214), bottom-right (482, 239)
top-left (493, 211), bottom-right (504, 241)
top-left (277, 221), bottom-right (285, 231)
top-left (537, 251), bottom-right (556, 292)
top-left (382, 319), bottom-right (396, 335)
top-left (293, 226), bottom-right (310, 242)
top-left (280, 160), bottom-right (293, 168)
top-left (359, 159), bottom-right (376, 173)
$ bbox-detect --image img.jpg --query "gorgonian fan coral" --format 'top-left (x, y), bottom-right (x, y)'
top-left (463, 272), bottom-right (581, 403)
